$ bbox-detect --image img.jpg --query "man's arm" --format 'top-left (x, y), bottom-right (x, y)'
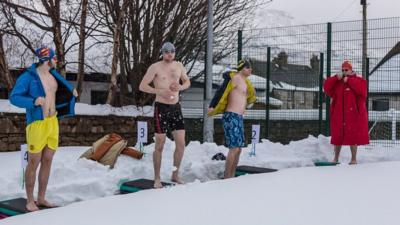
top-left (139, 64), bottom-right (157, 94)
top-left (179, 62), bottom-right (190, 91)
top-left (10, 74), bottom-right (38, 109)
top-left (323, 75), bottom-right (340, 97)
top-left (231, 75), bottom-right (239, 88)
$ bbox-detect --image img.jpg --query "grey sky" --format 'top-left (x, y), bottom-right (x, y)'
top-left (265, 0), bottom-right (400, 24)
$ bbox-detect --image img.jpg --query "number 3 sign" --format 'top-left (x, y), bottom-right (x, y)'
top-left (137, 121), bottom-right (148, 143)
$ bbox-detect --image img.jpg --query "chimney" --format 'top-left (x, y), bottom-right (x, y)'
top-left (310, 54), bottom-right (320, 72)
top-left (272, 51), bottom-right (288, 67)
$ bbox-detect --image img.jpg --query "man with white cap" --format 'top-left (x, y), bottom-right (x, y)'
top-left (139, 42), bottom-right (190, 188)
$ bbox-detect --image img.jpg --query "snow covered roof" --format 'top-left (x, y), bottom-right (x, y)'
top-left (188, 61), bottom-right (320, 92)
top-left (256, 96), bottom-right (283, 106)
top-left (369, 54), bottom-right (400, 93)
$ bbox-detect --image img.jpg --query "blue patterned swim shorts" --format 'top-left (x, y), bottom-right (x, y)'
top-left (222, 111), bottom-right (245, 149)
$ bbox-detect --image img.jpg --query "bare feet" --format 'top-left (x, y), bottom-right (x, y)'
top-left (349, 161), bottom-right (357, 165)
top-left (26, 201), bottom-right (40, 212)
top-left (154, 179), bottom-right (163, 189)
top-left (171, 176), bottom-right (184, 184)
top-left (36, 199), bottom-right (56, 208)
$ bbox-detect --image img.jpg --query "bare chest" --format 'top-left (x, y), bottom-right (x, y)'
top-left (39, 73), bottom-right (58, 94)
top-left (234, 81), bottom-right (247, 95)
top-left (156, 67), bottom-right (181, 82)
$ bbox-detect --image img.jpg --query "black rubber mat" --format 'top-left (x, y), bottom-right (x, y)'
top-left (236, 166), bottom-right (278, 174)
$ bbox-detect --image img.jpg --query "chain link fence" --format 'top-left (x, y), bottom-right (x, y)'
top-left (186, 17), bottom-right (400, 147)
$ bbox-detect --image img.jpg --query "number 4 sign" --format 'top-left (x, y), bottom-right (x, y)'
top-left (20, 144), bottom-right (28, 189)
top-left (21, 144), bottom-right (28, 170)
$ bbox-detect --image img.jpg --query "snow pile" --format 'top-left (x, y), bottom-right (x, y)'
top-left (2, 160), bottom-right (400, 225)
top-left (1, 135), bottom-right (400, 207)
top-left (0, 99), bottom-right (153, 117)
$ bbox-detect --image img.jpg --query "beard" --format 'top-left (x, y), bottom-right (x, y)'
top-left (48, 60), bottom-right (56, 69)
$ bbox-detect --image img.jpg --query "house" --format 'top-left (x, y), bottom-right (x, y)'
top-left (251, 52), bottom-right (321, 109)
top-left (181, 61), bottom-right (283, 109)
top-left (0, 68), bottom-right (110, 105)
top-left (368, 53), bottom-right (400, 110)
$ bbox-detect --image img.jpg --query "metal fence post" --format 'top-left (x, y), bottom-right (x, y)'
top-left (325, 22), bottom-right (332, 136)
top-left (366, 57), bottom-right (370, 110)
top-left (319, 52), bottom-right (324, 134)
top-left (238, 30), bottom-right (242, 62)
top-left (203, 0), bottom-right (214, 143)
top-left (265, 47), bottom-right (271, 139)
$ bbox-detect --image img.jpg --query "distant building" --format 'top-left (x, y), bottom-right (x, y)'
top-left (0, 68), bottom-right (110, 105)
top-left (251, 51), bottom-right (321, 109)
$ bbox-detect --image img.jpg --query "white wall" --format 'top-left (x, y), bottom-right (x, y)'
top-left (69, 81), bottom-right (109, 104)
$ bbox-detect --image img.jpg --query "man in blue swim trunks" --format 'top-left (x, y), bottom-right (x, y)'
top-left (208, 59), bottom-right (256, 178)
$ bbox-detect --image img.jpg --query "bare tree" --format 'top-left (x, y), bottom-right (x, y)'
top-left (0, 0), bottom-right (82, 76)
top-left (0, 4), bottom-right (17, 90)
top-left (90, 0), bottom-right (258, 106)
top-left (0, 32), bottom-right (14, 91)
top-left (1, 0), bottom-right (259, 106)
top-left (104, 0), bottom-right (131, 105)
top-left (76, 0), bottom-right (89, 100)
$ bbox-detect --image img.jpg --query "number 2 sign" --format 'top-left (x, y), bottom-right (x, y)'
top-left (251, 124), bottom-right (260, 144)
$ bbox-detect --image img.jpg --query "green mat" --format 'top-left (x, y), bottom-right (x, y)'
top-left (120, 179), bottom-right (173, 194)
top-left (314, 161), bottom-right (340, 166)
top-left (0, 198), bottom-right (27, 216)
top-left (0, 198), bottom-right (56, 216)
top-left (235, 166), bottom-right (278, 177)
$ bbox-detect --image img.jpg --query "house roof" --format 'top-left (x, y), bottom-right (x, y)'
top-left (252, 60), bottom-right (320, 88)
top-left (369, 54), bottom-right (400, 93)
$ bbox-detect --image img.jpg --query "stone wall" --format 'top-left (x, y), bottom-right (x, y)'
top-left (0, 113), bottom-right (153, 151)
top-left (0, 112), bottom-right (331, 151)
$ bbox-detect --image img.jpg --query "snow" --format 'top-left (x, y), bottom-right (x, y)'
top-left (0, 100), bottom-right (153, 117)
top-left (256, 96), bottom-right (283, 106)
top-left (4, 99), bottom-right (400, 121)
top-left (369, 54), bottom-right (400, 93)
top-left (1, 135), bottom-right (400, 224)
top-left (1, 135), bottom-right (400, 206)
top-left (273, 81), bottom-right (319, 92)
top-left (74, 103), bottom-right (153, 117)
top-left (188, 61), bottom-right (270, 90)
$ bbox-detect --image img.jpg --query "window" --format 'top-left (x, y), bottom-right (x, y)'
top-left (0, 88), bottom-right (8, 99)
top-left (91, 90), bottom-right (108, 105)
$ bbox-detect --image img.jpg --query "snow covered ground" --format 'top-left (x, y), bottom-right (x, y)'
top-left (2, 155), bottom-right (400, 225)
top-left (0, 99), bottom-right (153, 117)
top-left (1, 135), bottom-right (400, 209)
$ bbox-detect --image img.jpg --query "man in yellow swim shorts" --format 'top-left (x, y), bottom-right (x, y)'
top-left (10, 46), bottom-right (77, 211)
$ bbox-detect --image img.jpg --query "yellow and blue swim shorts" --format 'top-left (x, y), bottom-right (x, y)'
top-left (26, 115), bottom-right (59, 153)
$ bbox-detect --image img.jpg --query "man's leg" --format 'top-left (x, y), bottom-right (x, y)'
top-left (333, 145), bottom-right (342, 163)
top-left (25, 151), bottom-right (42, 212)
top-left (153, 133), bottom-right (166, 188)
top-left (37, 146), bottom-right (56, 207)
top-left (232, 148), bottom-right (242, 177)
top-left (349, 145), bottom-right (357, 164)
top-left (224, 148), bottom-right (240, 179)
top-left (171, 130), bottom-right (185, 183)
